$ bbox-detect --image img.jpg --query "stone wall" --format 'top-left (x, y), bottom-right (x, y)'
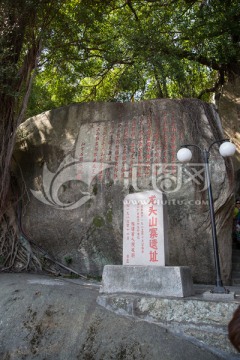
top-left (14, 99), bottom-right (234, 283)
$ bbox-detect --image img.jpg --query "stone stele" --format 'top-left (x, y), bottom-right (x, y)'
top-left (123, 191), bottom-right (168, 266)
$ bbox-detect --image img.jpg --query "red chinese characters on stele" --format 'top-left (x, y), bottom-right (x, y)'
top-left (123, 191), bottom-right (168, 266)
top-left (148, 195), bottom-right (159, 263)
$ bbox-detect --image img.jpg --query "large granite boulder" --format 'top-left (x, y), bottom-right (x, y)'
top-left (218, 76), bottom-right (240, 196)
top-left (14, 99), bottom-right (234, 284)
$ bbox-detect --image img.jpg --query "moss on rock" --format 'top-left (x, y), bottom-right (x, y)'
top-left (92, 216), bottom-right (105, 228)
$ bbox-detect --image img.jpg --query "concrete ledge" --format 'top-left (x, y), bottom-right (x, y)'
top-left (100, 265), bottom-right (194, 298)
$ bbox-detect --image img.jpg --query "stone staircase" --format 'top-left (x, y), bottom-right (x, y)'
top-left (231, 244), bottom-right (240, 285)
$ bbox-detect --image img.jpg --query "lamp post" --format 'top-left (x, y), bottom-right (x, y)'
top-left (177, 139), bottom-right (236, 294)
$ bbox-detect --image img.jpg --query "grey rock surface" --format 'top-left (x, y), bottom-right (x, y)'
top-left (0, 273), bottom-right (229, 360)
top-left (97, 287), bottom-right (240, 358)
top-left (14, 99), bottom-right (234, 283)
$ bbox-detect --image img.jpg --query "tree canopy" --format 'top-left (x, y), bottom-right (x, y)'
top-left (26, 0), bottom-right (240, 117)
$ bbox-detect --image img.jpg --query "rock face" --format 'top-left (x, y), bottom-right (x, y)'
top-left (14, 99), bottom-right (234, 284)
top-left (218, 76), bottom-right (240, 195)
top-left (218, 76), bottom-right (240, 172)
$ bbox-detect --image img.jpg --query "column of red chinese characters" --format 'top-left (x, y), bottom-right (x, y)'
top-left (145, 115), bottom-right (152, 179)
top-left (121, 120), bottom-right (129, 180)
top-left (129, 118), bottom-right (137, 180)
top-left (148, 194), bottom-right (159, 263)
top-left (170, 112), bottom-right (177, 174)
top-left (136, 203), bottom-right (140, 254)
top-left (92, 124), bottom-right (101, 178)
top-left (113, 122), bottom-right (122, 181)
top-left (140, 204), bottom-right (144, 254)
top-left (77, 141), bottom-right (86, 180)
top-left (125, 202), bottom-right (130, 264)
top-left (131, 220), bottom-right (135, 259)
top-left (163, 111), bottom-right (168, 165)
top-left (153, 114), bottom-right (161, 177)
top-left (161, 111), bottom-right (169, 177)
top-left (152, 116), bottom-right (158, 173)
top-left (99, 122), bottom-right (108, 181)
top-left (106, 121), bottom-right (115, 180)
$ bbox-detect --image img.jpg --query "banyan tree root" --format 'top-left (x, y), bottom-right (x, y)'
top-left (0, 201), bottom-right (86, 278)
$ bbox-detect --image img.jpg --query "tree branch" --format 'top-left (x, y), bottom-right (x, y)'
top-left (197, 69), bottom-right (225, 99)
top-left (126, 0), bottom-right (139, 21)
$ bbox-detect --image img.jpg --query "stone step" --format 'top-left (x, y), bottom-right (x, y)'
top-left (97, 293), bottom-right (239, 358)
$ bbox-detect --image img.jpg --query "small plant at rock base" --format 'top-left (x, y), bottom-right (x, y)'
top-left (64, 255), bottom-right (73, 265)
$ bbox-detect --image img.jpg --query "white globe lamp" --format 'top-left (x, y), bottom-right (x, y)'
top-left (177, 147), bottom-right (192, 163)
top-left (219, 141), bottom-right (236, 157)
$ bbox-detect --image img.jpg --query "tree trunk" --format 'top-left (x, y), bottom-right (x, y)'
top-left (0, 0), bottom-right (40, 270)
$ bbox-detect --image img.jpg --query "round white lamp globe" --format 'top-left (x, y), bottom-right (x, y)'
top-left (177, 148), bottom-right (192, 162)
top-left (219, 142), bottom-right (236, 157)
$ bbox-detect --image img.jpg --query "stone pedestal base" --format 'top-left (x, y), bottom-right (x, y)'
top-left (100, 265), bottom-right (194, 298)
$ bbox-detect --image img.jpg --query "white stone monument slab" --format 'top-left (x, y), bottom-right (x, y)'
top-left (123, 190), bottom-right (168, 266)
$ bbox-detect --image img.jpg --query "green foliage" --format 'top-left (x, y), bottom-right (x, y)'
top-left (25, 0), bottom-right (240, 117)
